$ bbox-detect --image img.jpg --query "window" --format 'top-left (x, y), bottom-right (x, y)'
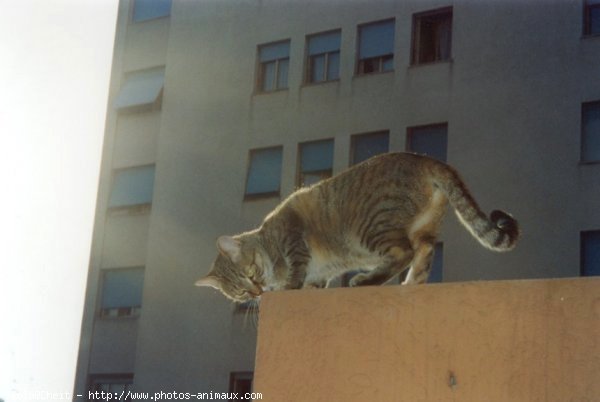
top-left (245, 147), bottom-right (283, 199)
top-left (357, 19), bottom-right (395, 75)
top-left (411, 7), bottom-right (453, 65)
top-left (109, 165), bottom-right (155, 209)
top-left (229, 372), bottom-right (253, 396)
top-left (581, 231), bottom-right (600, 276)
top-left (582, 101), bottom-right (600, 163)
top-left (306, 30), bottom-right (341, 84)
top-left (114, 67), bottom-right (165, 112)
top-left (297, 139), bottom-right (334, 187)
top-left (132, 0), bottom-right (171, 22)
top-left (584, 0), bottom-right (600, 36)
top-left (100, 268), bottom-right (144, 318)
top-left (89, 374), bottom-right (134, 400)
top-left (350, 131), bottom-right (390, 165)
top-left (407, 123), bottom-right (448, 162)
top-left (257, 41), bottom-right (290, 92)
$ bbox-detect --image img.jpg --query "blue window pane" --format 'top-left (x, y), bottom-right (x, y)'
top-left (428, 243), bottom-right (444, 283)
top-left (437, 17), bottom-right (453, 60)
top-left (301, 172), bottom-right (329, 187)
top-left (277, 59), bottom-right (289, 89)
top-left (246, 147), bottom-right (283, 196)
top-left (327, 52), bottom-right (340, 80)
top-left (582, 231), bottom-right (600, 276)
top-left (382, 55), bottom-right (394, 72)
top-left (408, 124), bottom-right (448, 162)
top-left (310, 54), bottom-right (326, 83)
top-left (261, 61), bottom-right (276, 92)
top-left (308, 31), bottom-right (341, 55)
top-left (102, 268), bottom-right (144, 309)
top-left (582, 102), bottom-right (600, 162)
top-left (259, 41), bottom-right (290, 62)
top-left (359, 20), bottom-right (395, 59)
top-left (300, 140), bottom-right (334, 172)
top-left (132, 0), bottom-right (172, 22)
top-left (109, 165), bottom-right (155, 208)
top-left (351, 132), bottom-right (390, 165)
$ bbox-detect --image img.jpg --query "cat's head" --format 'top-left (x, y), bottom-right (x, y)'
top-left (195, 235), bottom-right (268, 303)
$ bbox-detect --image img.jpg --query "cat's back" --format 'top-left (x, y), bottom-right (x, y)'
top-left (327, 152), bottom-right (439, 195)
top-left (285, 152), bottom-right (440, 229)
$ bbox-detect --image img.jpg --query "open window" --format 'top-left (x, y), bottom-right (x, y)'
top-left (114, 67), bottom-right (165, 112)
top-left (411, 7), bottom-right (453, 65)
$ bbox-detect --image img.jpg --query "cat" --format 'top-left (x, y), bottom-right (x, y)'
top-left (195, 152), bottom-right (520, 303)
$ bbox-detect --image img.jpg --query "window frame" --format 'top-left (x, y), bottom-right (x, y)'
top-left (356, 19), bottom-right (395, 76)
top-left (581, 100), bottom-right (600, 164)
top-left (244, 146), bottom-right (284, 200)
top-left (296, 139), bottom-right (335, 187)
top-left (411, 6), bottom-right (453, 66)
top-left (305, 30), bottom-right (342, 84)
top-left (349, 131), bottom-right (390, 166)
top-left (583, 0), bottom-right (600, 36)
top-left (256, 40), bottom-right (291, 93)
top-left (406, 122), bottom-right (449, 162)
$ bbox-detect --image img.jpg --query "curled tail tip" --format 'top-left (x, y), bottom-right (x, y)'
top-left (490, 210), bottom-right (520, 251)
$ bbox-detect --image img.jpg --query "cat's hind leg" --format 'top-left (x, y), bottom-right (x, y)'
top-left (303, 279), bottom-right (328, 289)
top-left (402, 240), bottom-right (435, 285)
top-left (349, 243), bottom-right (414, 287)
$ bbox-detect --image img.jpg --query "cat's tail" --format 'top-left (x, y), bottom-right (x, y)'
top-left (431, 161), bottom-right (520, 252)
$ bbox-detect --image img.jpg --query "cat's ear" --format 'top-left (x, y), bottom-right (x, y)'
top-left (217, 236), bottom-right (242, 263)
top-left (195, 275), bottom-right (221, 290)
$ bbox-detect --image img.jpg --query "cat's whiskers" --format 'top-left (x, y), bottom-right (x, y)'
top-left (244, 299), bottom-right (259, 329)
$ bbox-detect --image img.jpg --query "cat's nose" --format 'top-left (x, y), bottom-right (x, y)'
top-left (249, 284), bottom-right (263, 297)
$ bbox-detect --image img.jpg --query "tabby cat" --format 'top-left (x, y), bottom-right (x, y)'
top-left (196, 152), bottom-right (519, 302)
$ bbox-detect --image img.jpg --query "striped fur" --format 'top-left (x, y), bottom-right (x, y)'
top-left (196, 152), bottom-right (520, 302)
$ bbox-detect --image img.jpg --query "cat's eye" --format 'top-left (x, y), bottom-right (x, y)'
top-left (246, 265), bottom-right (256, 277)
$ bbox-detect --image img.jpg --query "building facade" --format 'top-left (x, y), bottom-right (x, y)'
top-left (74, 0), bottom-right (600, 398)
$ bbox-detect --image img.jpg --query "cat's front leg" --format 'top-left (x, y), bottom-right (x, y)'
top-left (279, 236), bottom-right (311, 290)
top-left (283, 241), bottom-right (311, 289)
top-left (284, 266), bottom-right (306, 289)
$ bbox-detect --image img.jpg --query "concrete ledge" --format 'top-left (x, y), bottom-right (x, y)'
top-left (253, 278), bottom-right (600, 402)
